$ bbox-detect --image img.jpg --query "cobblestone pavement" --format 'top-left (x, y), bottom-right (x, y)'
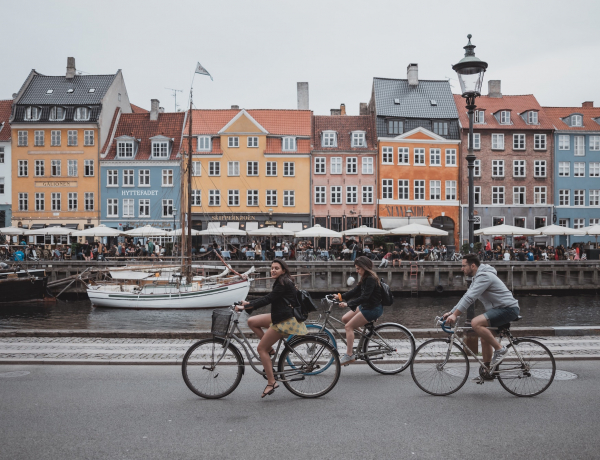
top-left (0, 335), bottom-right (599, 363)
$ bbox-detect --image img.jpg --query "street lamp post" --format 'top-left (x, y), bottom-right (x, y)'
top-left (453, 34), bottom-right (488, 253)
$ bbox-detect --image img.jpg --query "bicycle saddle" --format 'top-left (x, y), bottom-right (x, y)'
top-left (496, 316), bottom-right (522, 332)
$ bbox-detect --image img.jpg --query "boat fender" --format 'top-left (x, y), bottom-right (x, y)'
top-left (435, 285), bottom-right (444, 293)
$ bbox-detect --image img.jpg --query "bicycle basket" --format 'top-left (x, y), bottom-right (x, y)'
top-left (211, 309), bottom-right (233, 337)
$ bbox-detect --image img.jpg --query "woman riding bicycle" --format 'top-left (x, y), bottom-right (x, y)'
top-left (236, 259), bottom-right (307, 398)
top-left (336, 256), bottom-right (383, 365)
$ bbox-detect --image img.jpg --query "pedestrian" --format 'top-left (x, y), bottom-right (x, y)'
top-left (378, 251), bottom-right (391, 268)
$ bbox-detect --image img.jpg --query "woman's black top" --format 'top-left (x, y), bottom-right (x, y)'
top-left (246, 276), bottom-right (297, 324)
top-left (341, 276), bottom-right (382, 311)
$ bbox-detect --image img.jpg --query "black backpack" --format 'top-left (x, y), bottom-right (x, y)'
top-left (380, 278), bottom-right (394, 307)
top-left (287, 289), bottom-right (319, 322)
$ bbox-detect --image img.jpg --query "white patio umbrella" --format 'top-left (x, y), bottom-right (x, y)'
top-left (389, 223), bottom-right (448, 236)
top-left (247, 227), bottom-right (295, 236)
top-left (474, 224), bottom-right (540, 236)
top-left (0, 226), bottom-right (26, 235)
top-left (341, 225), bottom-right (389, 236)
top-left (124, 225), bottom-right (171, 237)
top-left (581, 224), bottom-right (600, 247)
top-left (167, 228), bottom-right (202, 236)
top-left (24, 226), bottom-right (73, 236)
top-left (196, 226), bottom-right (246, 236)
top-left (295, 224), bottom-right (342, 238)
top-left (72, 224), bottom-right (124, 237)
top-left (535, 224), bottom-right (585, 236)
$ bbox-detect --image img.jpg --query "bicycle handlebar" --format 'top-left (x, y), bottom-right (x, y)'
top-left (435, 316), bottom-right (454, 334)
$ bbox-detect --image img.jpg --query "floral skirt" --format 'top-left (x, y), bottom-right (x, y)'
top-left (270, 317), bottom-right (308, 336)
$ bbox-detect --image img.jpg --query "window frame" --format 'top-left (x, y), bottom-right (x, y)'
top-left (18, 131), bottom-right (28, 147)
top-left (382, 147), bottom-right (394, 165)
top-left (445, 149), bottom-right (457, 166)
top-left (209, 190), bottom-right (221, 206)
top-left (74, 107), bottom-right (90, 121)
top-left (361, 157), bottom-right (373, 174)
top-left (283, 190), bottom-right (295, 207)
top-left (107, 199), bottom-right (119, 217)
top-left (107, 170), bottom-right (118, 187)
top-left (513, 133), bottom-right (526, 150)
top-left (162, 199), bottom-right (174, 218)
top-left (282, 137), bottom-right (296, 151)
top-left (492, 186), bottom-right (505, 205)
top-left (574, 136), bottom-right (585, 156)
top-left (139, 169), bottom-right (150, 187)
top-left (574, 189), bottom-right (585, 207)
top-left (362, 186), bottom-right (373, 204)
top-left (346, 157), bottom-right (357, 174)
top-left (513, 186), bottom-right (526, 205)
top-left (161, 169), bottom-right (174, 187)
top-left (590, 136), bottom-right (600, 151)
top-left (414, 180), bottom-right (425, 201)
top-left (51, 159), bottom-right (61, 177)
top-left (35, 159), bottom-right (45, 177)
top-left (283, 162), bottom-right (295, 177)
top-left (209, 161), bottom-right (221, 176)
top-left (558, 189), bottom-right (570, 206)
top-left (351, 132), bottom-right (366, 148)
top-left (398, 180), bottom-right (409, 200)
top-left (534, 160), bottom-right (546, 178)
top-left (513, 160), bottom-right (526, 178)
top-left (34, 130), bottom-right (44, 147)
top-left (67, 159), bottom-right (78, 177)
top-left (382, 179), bottom-right (393, 199)
top-left (247, 161), bottom-right (259, 176)
top-left (322, 131), bottom-right (337, 147)
top-left (430, 180), bottom-right (441, 200)
top-left (534, 134), bottom-right (547, 150)
top-left (122, 198), bottom-right (135, 218)
top-left (84, 192), bottom-right (94, 211)
top-left (247, 190), bottom-right (259, 207)
top-left (414, 148), bottom-right (425, 166)
top-left (398, 147), bottom-right (409, 165)
top-left (266, 189), bottom-right (277, 207)
top-left (122, 169), bottom-right (134, 187)
top-left (527, 111), bottom-right (538, 124)
top-left (51, 192), bottom-right (61, 211)
top-left (330, 157), bottom-right (342, 174)
top-left (589, 190), bottom-right (600, 207)
top-left (247, 136), bottom-right (259, 148)
top-left (84, 130), bottom-right (95, 146)
top-left (574, 162), bottom-right (585, 177)
top-left (346, 185), bottom-right (358, 204)
top-left (589, 162), bottom-right (600, 177)
top-left (314, 186), bottom-right (327, 205)
top-left (227, 161), bottom-right (240, 177)
top-left (51, 130), bottom-right (61, 146)
top-left (558, 161), bottom-right (570, 177)
top-left (331, 186), bottom-right (342, 204)
top-left (152, 141), bottom-right (169, 158)
top-left (492, 159), bottom-right (505, 177)
top-left (534, 186), bottom-right (547, 205)
top-left (266, 161), bottom-right (277, 177)
top-left (68, 192), bottom-right (78, 211)
top-left (139, 199), bottom-right (151, 217)
top-left (117, 141), bottom-right (134, 158)
top-left (429, 148), bottom-right (441, 166)
top-left (445, 180), bottom-right (457, 200)
top-left (228, 136), bottom-right (239, 148)
top-left (558, 135), bottom-right (570, 150)
top-left (314, 157), bottom-right (326, 174)
top-left (18, 160), bottom-right (28, 177)
top-left (492, 133), bottom-right (504, 150)
top-left (191, 190), bottom-right (202, 207)
top-left (197, 136), bottom-right (211, 151)
top-left (474, 159), bottom-right (481, 177)
top-left (228, 189), bottom-right (240, 207)
top-left (500, 111), bottom-right (511, 124)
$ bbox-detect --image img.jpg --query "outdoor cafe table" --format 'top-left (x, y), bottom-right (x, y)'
top-left (245, 251), bottom-right (256, 260)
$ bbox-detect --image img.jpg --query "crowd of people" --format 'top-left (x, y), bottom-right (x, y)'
top-left (481, 240), bottom-right (586, 261)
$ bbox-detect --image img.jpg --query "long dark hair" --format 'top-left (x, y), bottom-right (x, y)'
top-left (272, 259), bottom-right (293, 285)
top-left (354, 256), bottom-right (381, 286)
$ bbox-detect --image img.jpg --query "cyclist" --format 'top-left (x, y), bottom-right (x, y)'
top-left (236, 259), bottom-right (307, 398)
top-left (443, 254), bottom-right (520, 375)
top-left (336, 256), bottom-right (383, 365)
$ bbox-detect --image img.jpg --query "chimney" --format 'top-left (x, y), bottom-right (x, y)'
top-left (150, 99), bottom-right (159, 120)
top-left (488, 80), bottom-right (502, 98)
top-left (340, 104), bottom-right (346, 116)
top-left (231, 105), bottom-right (239, 109)
top-left (407, 63), bottom-right (418, 86)
top-left (330, 108), bottom-right (341, 116)
top-left (66, 57), bottom-right (76, 80)
top-left (297, 82), bottom-right (309, 110)
top-left (359, 103), bottom-right (368, 115)
top-left (582, 101), bottom-right (594, 108)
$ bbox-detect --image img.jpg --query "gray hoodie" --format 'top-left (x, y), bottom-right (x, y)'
top-left (451, 264), bottom-right (519, 314)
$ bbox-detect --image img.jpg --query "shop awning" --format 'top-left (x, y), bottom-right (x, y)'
top-left (65, 224), bottom-right (79, 229)
top-left (227, 222), bottom-right (240, 230)
top-left (207, 222), bottom-right (220, 230)
top-left (31, 224), bottom-right (46, 229)
top-left (380, 217), bottom-right (430, 230)
top-left (283, 222), bottom-right (303, 232)
top-left (246, 222), bottom-right (259, 231)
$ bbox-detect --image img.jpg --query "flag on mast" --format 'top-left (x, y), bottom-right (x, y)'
top-left (195, 62), bottom-right (213, 80)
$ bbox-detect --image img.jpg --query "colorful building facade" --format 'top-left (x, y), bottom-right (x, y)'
top-left (0, 100), bottom-right (12, 228)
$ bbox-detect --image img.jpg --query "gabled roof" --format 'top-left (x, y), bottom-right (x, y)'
top-left (453, 94), bottom-right (554, 130)
top-left (17, 73), bottom-right (118, 105)
top-left (373, 78), bottom-right (458, 119)
top-left (131, 104), bottom-right (149, 113)
top-left (218, 109), bottom-right (268, 134)
top-left (313, 115), bottom-right (377, 152)
top-left (542, 106), bottom-right (600, 132)
top-left (0, 100), bottom-right (12, 142)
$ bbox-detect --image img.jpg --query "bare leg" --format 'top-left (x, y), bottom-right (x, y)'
top-left (257, 327), bottom-right (283, 387)
top-left (471, 314), bottom-right (501, 362)
top-left (247, 313), bottom-right (271, 340)
top-left (343, 309), bottom-right (369, 356)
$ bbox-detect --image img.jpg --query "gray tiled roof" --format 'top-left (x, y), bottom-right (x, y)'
top-left (18, 74), bottom-right (117, 105)
top-left (373, 78), bottom-right (459, 119)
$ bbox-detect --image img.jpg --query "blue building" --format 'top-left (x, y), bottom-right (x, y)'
top-left (100, 100), bottom-right (185, 236)
top-left (544, 103), bottom-right (600, 246)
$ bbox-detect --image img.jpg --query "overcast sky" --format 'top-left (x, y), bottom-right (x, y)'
top-left (2, 0), bottom-right (599, 115)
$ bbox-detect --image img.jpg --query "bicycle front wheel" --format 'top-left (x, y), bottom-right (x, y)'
top-left (363, 323), bottom-right (415, 374)
top-left (497, 339), bottom-right (555, 397)
top-left (278, 337), bottom-right (340, 398)
top-left (410, 338), bottom-right (469, 396)
top-left (181, 338), bottom-right (244, 399)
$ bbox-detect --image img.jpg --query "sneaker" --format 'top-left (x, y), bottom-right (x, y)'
top-left (491, 346), bottom-right (508, 366)
top-left (471, 376), bottom-right (485, 384)
top-left (340, 353), bottom-right (356, 365)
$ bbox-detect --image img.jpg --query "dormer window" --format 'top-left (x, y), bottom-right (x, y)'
top-left (24, 106), bottom-right (41, 121)
top-left (197, 136), bottom-right (211, 151)
top-left (74, 107), bottom-right (90, 121)
top-left (433, 122), bottom-right (449, 136)
top-left (572, 114), bottom-right (583, 127)
top-left (322, 131), bottom-right (337, 147)
top-left (527, 111), bottom-right (538, 124)
top-left (282, 137), bottom-right (296, 151)
top-left (117, 140), bottom-right (135, 158)
top-left (387, 119), bottom-right (403, 135)
top-left (351, 132), bottom-right (366, 147)
top-left (49, 106), bottom-right (65, 121)
top-left (500, 111), bottom-right (511, 124)
top-left (152, 141), bottom-right (169, 158)
top-left (474, 110), bottom-right (485, 124)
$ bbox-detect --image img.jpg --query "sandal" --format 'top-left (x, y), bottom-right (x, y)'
top-left (261, 383), bottom-right (279, 398)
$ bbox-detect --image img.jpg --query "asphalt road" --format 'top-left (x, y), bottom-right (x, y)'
top-left (0, 362), bottom-right (598, 460)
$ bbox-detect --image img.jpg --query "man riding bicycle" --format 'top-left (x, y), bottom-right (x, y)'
top-left (443, 254), bottom-right (520, 376)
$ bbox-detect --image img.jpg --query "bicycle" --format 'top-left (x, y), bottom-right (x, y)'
top-left (450, 251), bottom-right (463, 262)
top-left (410, 316), bottom-right (556, 397)
top-left (182, 304), bottom-right (341, 399)
top-left (300, 294), bottom-right (415, 374)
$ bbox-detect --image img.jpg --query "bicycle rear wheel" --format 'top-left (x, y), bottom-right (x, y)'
top-left (363, 323), bottom-right (415, 374)
top-left (497, 339), bottom-right (555, 397)
top-left (278, 337), bottom-right (340, 398)
top-left (181, 338), bottom-right (244, 399)
top-left (410, 338), bottom-right (469, 396)
top-left (286, 324), bottom-right (337, 374)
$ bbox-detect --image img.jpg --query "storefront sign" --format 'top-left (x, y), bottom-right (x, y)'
top-left (264, 220), bottom-right (277, 225)
top-left (381, 205), bottom-right (427, 217)
top-left (210, 215), bottom-right (257, 221)
top-left (121, 190), bottom-right (159, 196)
top-left (35, 181), bottom-right (76, 187)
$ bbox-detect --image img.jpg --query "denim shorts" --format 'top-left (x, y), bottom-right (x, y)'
top-left (359, 304), bottom-right (383, 322)
top-left (483, 307), bottom-right (520, 327)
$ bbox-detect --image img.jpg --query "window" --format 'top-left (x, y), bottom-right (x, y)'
top-left (18, 193), bottom-right (28, 211)
top-left (558, 218), bottom-right (569, 228)
top-left (414, 148), bottom-right (425, 165)
top-left (382, 147), bottom-right (393, 164)
top-left (162, 169), bottom-right (173, 186)
top-left (500, 111), bottom-right (511, 124)
top-left (414, 180), bottom-right (425, 200)
top-left (559, 190), bottom-right (570, 206)
top-left (247, 161), bottom-right (258, 176)
top-left (574, 162), bottom-right (585, 177)
top-left (346, 186), bottom-right (358, 204)
top-left (590, 162), bottom-right (600, 177)
top-left (51, 130), bottom-right (61, 146)
top-left (589, 190), bottom-right (600, 206)
top-left (209, 161), bottom-right (220, 176)
top-left (398, 147), bottom-right (409, 164)
top-left (51, 193), bottom-right (61, 211)
top-left (228, 137), bottom-right (239, 148)
top-left (49, 106), bottom-right (65, 121)
top-left (162, 199), bottom-right (174, 217)
top-left (534, 217), bottom-right (547, 229)
top-left (228, 190), bottom-right (240, 206)
top-left (74, 107), bottom-right (90, 121)
top-left (192, 162), bottom-right (202, 176)
top-left (559, 162), bottom-right (570, 177)
top-left (139, 169), bottom-right (150, 186)
top-left (430, 149), bottom-right (441, 166)
top-left (123, 199), bottom-right (134, 217)
top-left (572, 115), bottom-right (583, 127)
top-left (534, 160), bottom-right (546, 178)
top-left (474, 159), bottom-right (481, 177)
top-left (574, 190), bottom-right (585, 206)
top-left (445, 180), bottom-right (456, 200)
top-left (51, 160), bottom-right (61, 176)
top-left (322, 132), bottom-right (337, 147)
top-left (117, 141), bottom-right (133, 157)
top-left (591, 218), bottom-right (600, 226)
top-left (331, 157), bottom-right (342, 174)
top-left (314, 186), bottom-right (326, 204)
top-left (559, 135), bottom-right (570, 150)
top-left (283, 190), bottom-right (295, 206)
top-left (362, 157), bottom-right (373, 174)
top-left (331, 186), bottom-right (342, 204)
top-left (430, 180), bottom-right (441, 200)
top-left (284, 162), bottom-right (295, 176)
top-left (228, 161), bottom-right (239, 176)
top-left (34, 130), bottom-right (44, 146)
top-left (433, 122), bottom-right (448, 136)
top-left (107, 170), bottom-right (118, 186)
top-left (492, 186), bottom-right (505, 205)
top-left (351, 132), bottom-right (366, 147)
top-left (533, 187), bottom-right (546, 204)
top-left (191, 190), bottom-right (202, 206)
top-left (86, 160), bottom-right (96, 178)
top-left (574, 136), bottom-right (585, 156)
top-left (362, 186), bottom-right (373, 204)
top-left (266, 161), bottom-right (277, 176)
top-left (492, 160), bottom-right (504, 177)
top-left (315, 157), bottom-right (326, 174)
top-left (514, 217), bottom-right (526, 228)
top-left (18, 131), bottom-right (28, 146)
top-left (68, 160), bottom-right (77, 177)
top-left (387, 119), bottom-right (403, 135)
top-left (574, 218), bottom-right (585, 229)
top-left (528, 111), bottom-right (538, 124)
top-left (492, 134), bottom-right (504, 149)
top-left (139, 199), bottom-right (150, 217)
top-left (247, 136), bottom-right (259, 148)
top-left (513, 134), bottom-right (526, 150)
top-left (152, 142), bottom-right (169, 158)
top-left (346, 157), bottom-right (357, 174)
top-left (18, 160), bottom-right (28, 176)
top-left (84, 130), bottom-right (94, 146)
top-left (513, 186), bottom-right (526, 205)
top-left (590, 136), bottom-right (600, 151)
top-left (468, 133), bottom-right (481, 150)
top-left (474, 111), bottom-right (485, 124)
top-left (266, 190), bottom-right (277, 206)
top-left (0, 178), bottom-right (3, 194)
top-left (282, 137), bottom-right (296, 151)
top-left (197, 136), bottom-right (211, 151)
top-left (445, 149), bottom-right (457, 166)
top-left (24, 106), bottom-right (41, 121)
top-left (35, 160), bottom-right (45, 177)
top-left (398, 180), bottom-right (409, 200)
top-left (513, 160), bottom-right (526, 177)
top-left (68, 192), bottom-right (77, 211)
top-left (209, 190), bottom-right (220, 206)
top-left (247, 190), bottom-right (258, 206)
top-left (35, 193), bottom-right (45, 211)
top-left (382, 179), bottom-right (393, 199)
top-left (534, 134), bottom-right (546, 149)
top-left (123, 169), bottom-right (134, 186)
top-left (474, 186), bottom-right (481, 205)
top-left (107, 199), bottom-right (118, 217)
top-left (84, 192), bottom-right (94, 211)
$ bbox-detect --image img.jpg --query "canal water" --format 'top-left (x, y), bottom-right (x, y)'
top-left (1, 294), bottom-right (599, 330)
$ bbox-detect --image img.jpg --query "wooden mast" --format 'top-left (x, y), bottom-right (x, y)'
top-left (185, 92), bottom-right (194, 282)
